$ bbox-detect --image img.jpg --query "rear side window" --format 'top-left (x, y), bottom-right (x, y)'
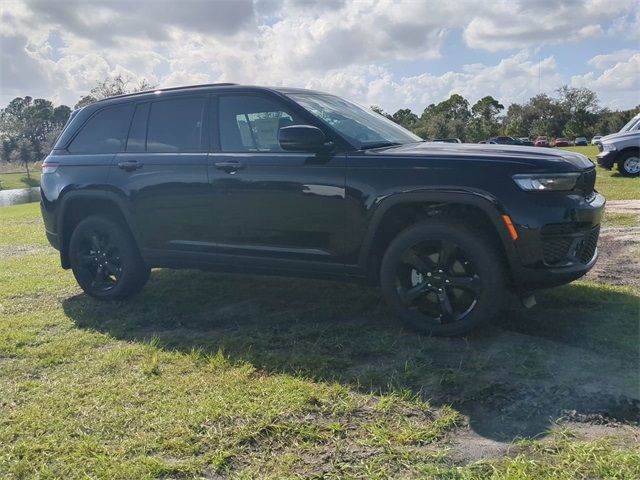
top-left (146, 97), bottom-right (206, 152)
top-left (67, 105), bottom-right (132, 154)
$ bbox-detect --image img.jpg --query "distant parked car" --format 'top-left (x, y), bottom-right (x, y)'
top-left (518, 137), bottom-right (534, 146)
top-left (478, 140), bottom-right (497, 144)
top-left (574, 137), bottom-right (588, 146)
top-left (432, 138), bottom-right (462, 143)
top-left (489, 136), bottom-right (521, 145)
top-left (591, 135), bottom-right (603, 145)
top-left (554, 138), bottom-right (570, 147)
top-left (534, 136), bottom-right (549, 147)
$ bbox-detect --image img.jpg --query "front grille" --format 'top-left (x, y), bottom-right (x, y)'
top-left (576, 226), bottom-right (599, 263)
top-left (541, 224), bottom-right (600, 266)
top-left (543, 237), bottom-right (574, 264)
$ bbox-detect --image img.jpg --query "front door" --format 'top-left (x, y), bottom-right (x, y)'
top-left (207, 94), bottom-right (347, 271)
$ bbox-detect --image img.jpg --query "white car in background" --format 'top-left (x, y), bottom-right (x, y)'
top-left (591, 135), bottom-right (603, 145)
top-left (596, 113), bottom-right (640, 177)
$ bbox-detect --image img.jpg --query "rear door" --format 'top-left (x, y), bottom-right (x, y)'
top-left (207, 93), bottom-right (347, 271)
top-left (112, 95), bottom-right (212, 252)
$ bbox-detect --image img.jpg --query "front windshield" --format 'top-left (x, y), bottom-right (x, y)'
top-left (287, 92), bottom-right (422, 149)
top-left (620, 113), bottom-right (640, 133)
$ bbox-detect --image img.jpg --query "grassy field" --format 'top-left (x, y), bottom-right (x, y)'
top-left (0, 171), bottom-right (40, 190)
top-left (1, 203), bottom-right (639, 479)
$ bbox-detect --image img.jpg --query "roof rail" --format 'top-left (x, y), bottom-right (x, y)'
top-left (96, 83), bottom-right (238, 102)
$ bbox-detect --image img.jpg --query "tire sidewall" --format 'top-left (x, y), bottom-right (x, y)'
top-left (69, 216), bottom-right (148, 300)
top-left (618, 151), bottom-right (640, 177)
top-left (380, 221), bottom-right (505, 336)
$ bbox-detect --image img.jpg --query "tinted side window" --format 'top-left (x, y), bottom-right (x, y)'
top-left (68, 105), bottom-right (132, 154)
top-left (126, 103), bottom-right (149, 152)
top-left (147, 97), bottom-right (206, 152)
top-left (219, 95), bottom-right (301, 152)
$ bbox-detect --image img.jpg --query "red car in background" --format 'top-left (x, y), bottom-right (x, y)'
top-left (534, 136), bottom-right (549, 147)
top-left (554, 137), bottom-right (570, 147)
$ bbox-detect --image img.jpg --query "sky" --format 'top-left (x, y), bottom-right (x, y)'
top-left (1, 0), bottom-right (639, 113)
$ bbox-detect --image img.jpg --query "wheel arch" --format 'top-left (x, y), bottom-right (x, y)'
top-left (358, 191), bottom-right (520, 283)
top-left (57, 190), bottom-right (141, 269)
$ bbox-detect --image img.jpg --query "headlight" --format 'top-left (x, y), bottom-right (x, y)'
top-left (602, 143), bottom-right (616, 152)
top-left (513, 173), bottom-right (580, 191)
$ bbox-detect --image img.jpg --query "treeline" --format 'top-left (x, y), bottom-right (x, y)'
top-left (374, 86), bottom-right (639, 142)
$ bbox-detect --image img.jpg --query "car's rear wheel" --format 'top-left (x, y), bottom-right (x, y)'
top-left (380, 221), bottom-right (505, 336)
top-left (69, 215), bottom-right (150, 300)
top-left (618, 150), bottom-right (640, 177)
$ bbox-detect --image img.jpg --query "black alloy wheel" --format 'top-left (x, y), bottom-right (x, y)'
top-left (69, 216), bottom-right (150, 300)
top-left (395, 239), bottom-right (481, 324)
top-left (380, 221), bottom-right (505, 336)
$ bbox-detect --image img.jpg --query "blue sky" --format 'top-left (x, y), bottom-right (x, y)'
top-left (1, 0), bottom-right (638, 112)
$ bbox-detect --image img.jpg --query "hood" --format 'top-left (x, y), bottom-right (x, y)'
top-left (369, 142), bottom-right (593, 170)
top-left (600, 130), bottom-right (640, 144)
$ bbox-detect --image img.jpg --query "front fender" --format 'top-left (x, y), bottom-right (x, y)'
top-left (357, 189), bottom-right (520, 279)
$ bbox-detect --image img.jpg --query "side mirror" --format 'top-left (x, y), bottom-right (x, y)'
top-left (278, 125), bottom-right (330, 152)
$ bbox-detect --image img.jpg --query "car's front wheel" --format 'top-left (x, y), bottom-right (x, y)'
top-left (69, 215), bottom-right (150, 300)
top-left (380, 221), bottom-right (505, 336)
top-left (618, 150), bottom-right (640, 177)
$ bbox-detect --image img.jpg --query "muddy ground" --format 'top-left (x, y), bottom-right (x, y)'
top-left (587, 200), bottom-right (640, 287)
top-left (44, 200), bottom-right (640, 463)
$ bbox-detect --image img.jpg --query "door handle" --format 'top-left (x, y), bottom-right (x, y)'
top-left (215, 161), bottom-right (245, 173)
top-left (117, 160), bottom-right (143, 172)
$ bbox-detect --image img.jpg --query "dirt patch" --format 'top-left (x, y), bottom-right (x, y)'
top-left (605, 199), bottom-right (640, 215)
top-left (0, 244), bottom-right (49, 259)
top-left (586, 225), bottom-right (640, 286)
top-left (586, 199), bottom-right (640, 286)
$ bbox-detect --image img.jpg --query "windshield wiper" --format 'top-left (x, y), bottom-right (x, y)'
top-left (359, 141), bottom-right (402, 150)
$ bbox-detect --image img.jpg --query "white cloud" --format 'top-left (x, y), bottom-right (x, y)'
top-left (572, 51), bottom-right (640, 109)
top-left (463, 0), bottom-right (635, 51)
top-left (0, 0), bottom-right (638, 112)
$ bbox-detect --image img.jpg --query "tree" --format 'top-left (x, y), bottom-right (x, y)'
top-left (557, 86), bottom-right (601, 138)
top-left (467, 96), bottom-right (504, 142)
top-left (75, 74), bottom-right (156, 108)
top-left (418, 94), bottom-right (470, 140)
top-left (370, 105), bottom-right (392, 119)
top-left (0, 96), bottom-right (70, 169)
top-left (595, 106), bottom-right (640, 136)
top-left (10, 139), bottom-right (34, 180)
top-left (391, 108), bottom-right (419, 130)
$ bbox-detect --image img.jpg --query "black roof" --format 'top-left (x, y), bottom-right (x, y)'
top-left (93, 83), bottom-right (329, 107)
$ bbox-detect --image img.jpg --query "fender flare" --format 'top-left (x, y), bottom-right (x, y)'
top-left (357, 190), bottom-right (520, 274)
top-left (57, 189), bottom-right (142, 268)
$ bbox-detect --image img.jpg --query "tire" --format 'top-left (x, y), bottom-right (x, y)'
top-left (69, 215), bottom-right (150, 300)
top-left (617, 150), bottom-right (640, 177)
top-left (379, 221), bottom-right (505, 336)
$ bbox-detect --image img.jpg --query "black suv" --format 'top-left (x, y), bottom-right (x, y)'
top-left (41, 84), bottom-right (604, 336)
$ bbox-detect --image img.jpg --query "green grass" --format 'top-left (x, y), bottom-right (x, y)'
top-left (560, 146), bottom-right (639, 201)
top-left (0, 171), bottom-right (41, 190)
top-left (1, 203), bottom-right (639, 479)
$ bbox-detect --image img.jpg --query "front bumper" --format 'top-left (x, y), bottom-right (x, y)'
top-left (511, 192), bottom-right (605, 290)
top-left (597, 151), bottom-right (616, 169)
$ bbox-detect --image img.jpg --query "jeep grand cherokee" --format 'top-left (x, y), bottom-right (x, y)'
top-left (40, 84), bottom-right (605, 336)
